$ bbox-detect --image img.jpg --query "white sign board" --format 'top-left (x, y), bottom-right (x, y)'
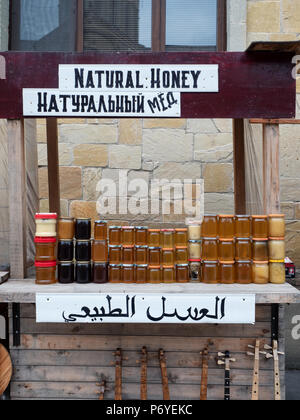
top-left (36, 293), bottom-right (255, 324)
top-left (23, 64), bottom-right (218, 117)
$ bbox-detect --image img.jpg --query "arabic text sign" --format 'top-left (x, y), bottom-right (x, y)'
top-left (36, 293), bottom-right (255, 324)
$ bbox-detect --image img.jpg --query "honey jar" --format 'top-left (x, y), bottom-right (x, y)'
top-left (235, 238), bottom-right (252, 261)
top-left (135, 227), bottom-right (148, 246)
top-left (93, 262), bottom-right (108, 284)
top-left (122, 226), bottom-right (135, 246)
top-left (109, 245), bottom-right (122, 264)
top-left (35, 213), bottom-right (57, 237)
top-left (75, 218), bottom-right (91, 240)
top-left (188, 240), bottom-right (202, 260)
top-left (162, 266), bottom-right (175, 283)
top-left (94, 220), bottom-right (108, 241)
top-left (122, 264), bottom-right (135, 284)
top-left (109, 264), bottom-right (122, 283)
top-left (35, 237), bottom-right (57, 262)
top-left (58, 261), bottom-right (74, 284)
top-left (122, 246), bottom-right (135, 264)
top-left (218, 215), bottom-right (235, 239)
top-left (269, 261), bottom-right (285, 284)
top-left (218, 239), bottom-right (235, 262)
top-left (252, 261), bottom-right (269, 284)
top-left (148, 229), bottom-right (161, 247)
top-left (268, 214), bottom-right (285, 238)
top-left (75, 261), bottom-right (92, 284)
top-left (252, 239), bottom-right (268, 262)
top-left (175, 247), bottom-right (189, 264)
top-left (219, 261), bottom-right (235, 284)
top-left (92, 240), bottom-right (108, 262)
top-left (187, 223), bottom-right (201, 240)
top-left (161, 229), bottom-right (175, 248)
top-left (162, 248), bottom-right (175, 266)
top-left (109, 226), bottom-right (122, 245)
top-left (148, 266), bottom-right (161, 284)
top-left (202, 261), bottom-right (218, 284)
top-left (175, 228), bottom-right (188, 246)
top-left (58, 217), bottom-right (74, 240)
top-left (201, 215), bottom-right (218, 238)
top-left (57, 240), bottom-right (74, 262)
top-left (135, 246), bottom-right (148, 265)
top-left (201, 238), bottom-right (217, 261)
top-left (148, 247), bottom-right (161, 265)
top-left (252, 215), bottom-right (268, 239)
top-left (35, 261), bottom-right (57, 285)
top-left (75, 240), bottom-right (91, 262)
top-left (236, 261), bottom-right (252, 284)
top-left (135, 264), bottom-right (148, 284)
top-left (268, 239), bottom-right (285, 261)
top-left (235, 215), bottom-right (251, 238)
top-left (175, 264), bottom-right (189, 283)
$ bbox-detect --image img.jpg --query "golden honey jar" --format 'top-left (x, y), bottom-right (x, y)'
top-left (218, 215), bottom-right (235, 239)
top-left (268, 239), bottom-right (285, 261)
top-left (162, 266), bottom-right (175, 283)
top-left (235, 238), bottom-right (252, 261)
top-left (252, 215), bottom-right (268, 239)
top-left (235, 215), bottom-right (251, 238)
top-left (219, 261), bottom-right (235, 284)
top-left (269, 261), bottom-right (285, 284)
top-left (268, 214), bottom-right (285, 238)
top-left (201, 238), bottom-right (217, 261)
top-left (218, 239), bottom-right (235, 262)
top-left (201, 215), bottom-right (218, 238)
top-left (202, 261), bottom-right (218, 284)
top-left (236, 261), bottom-right (252, 284)
top-left (252, 261), bottom-right (269, 284)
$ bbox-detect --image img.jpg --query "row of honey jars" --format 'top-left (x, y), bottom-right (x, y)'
top-left (109, 264), bottom-right (189, 284)
top-left (58, 240), bottom-right (110, 262)
top-left (35, 213), bottom-right (57, 285)
top-left (58, 217), bottom-right (92, 240)
top-left (108, 245), bottom-right (188, 265)
top-left (58, 261), bottom-right (109, 284)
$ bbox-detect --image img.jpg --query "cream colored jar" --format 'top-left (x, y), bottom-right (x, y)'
top-left (35, 213), bottom-right (57, 237)
top-left (268, 239), bottom-right (285, 261)
top-left (188, 240), bottom-right (201, 260)
top-left (252, 261), bottom-right (269, 284)
top-left (269, 261), bottom-right (285, 284)
top-left (269, 214), bottom-right (285, 238)
top-left (187, 223), bottom-right (201, 241)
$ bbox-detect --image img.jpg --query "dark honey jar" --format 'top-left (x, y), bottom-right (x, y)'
top-left (58, 261), bottom-right (74, 284)
top-left (75, 240), bottom-right (91, 262)
top-left (35, 237), bottom-right (57, 262)
top-left (75, 218), bottom-right (91, 240)
top-left (135, 227), bottom-right (148, 246)
top-left (57, 240), bottom-right (74, 262)
top-left (75, 261), bottom-right (92, 284)
top-left (93, 262), bottom-right (108, 284)
top-left (94, 220), bottom-right (108, 241)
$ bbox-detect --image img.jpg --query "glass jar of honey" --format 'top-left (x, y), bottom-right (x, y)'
top-left (109, 264), bottom-right (122, 283)
top-left (252, 261), bottom-right (269, 284)
top-left (252, 216), bottom-right (268, 239)
top-left (175, 228), bottom-right (188, 246)
top-left (109, 226), bottom-right (121, 245)
top-left (75, 240), bottom-right (91, 262)
top-left (92, 240), bottom-right (108, 262)
top-left (135, 227), bottom-right (148, 246)
top-left (252, 240), bottom-right (269, 262)
top-left (148, 247), bottom-right (161, 265)
top-left (188, 223), bottom-right (201, 241)
top-left (162, 248), bottom-right (174, 266)
top-left (122, 264), bottom-right (135, 284)
top-left (201, 238), bottom-right (217, 261)
top-left (94, 220), bottom-right (108, 241)
top-left (218, 215), bottom-right (235, 239)
top-left (58, 217), bottom-right (74, 240)
top-left (135, 264), bottom-right (148, 284)
top-left (235, 238), bottom-right (252, 261)
top-left (202, 261), bottom-right (218, 284)
top-left (35, 237), bottom-right (57, 262)
top-left (58, 240), bottom-right (74, 262)
top-left (235, 215), bottom-right (251, 238)
top-left (189, 261), bottom-right (201, 282)
top-left (236, 261), bottom-right (252, 284)
top-left (188, 240), bottom-right (202, 260)
top-left (162, 266), bottom-right (175, 283)
top-left (122, 246), bottom-right (134, 265)
top-left (75, 218), bottom-right (91, 240)
top-left (109, 245), bottom-right (122, 264)
top-left (268, 214), bottom-right (285, 238)
top-left (148, 229), bottom-right (161, 247)
top-left (35, 261), bottom-right (57, 285)
top-left (268, 239), bottom-right (285, 261)
top-left (135, 246), bottom-right (148, 265)
top-left (122, 226), bottom-right (135, 246)
top-left (219, 261), bottom-right (235, 284)
top-left (148, 266), bottom-right (161, 284)
top-left (93, 262), bottom-right (108, 284)
top-left (58, 261), bottom-right (74, 284)
top-left (269, 261), bottom-right (285, 284)
top-left (175, 247), bottom-right (188, 264)
top-left (218, 239), bottom-right (235, 262)
top-left (201, 215), bottom-right (218, 238)
top-left (176, 264), bottom-right (189, 283)
top-left (161, 229), bottom-right (175, 248)
top-left (75, 261), bottom-right (92, 284)
top-left (35, 213), bottom-right (57, 237)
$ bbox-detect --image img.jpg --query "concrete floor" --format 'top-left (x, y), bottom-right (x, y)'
top-left (286, 370), bottom-right (300, 400)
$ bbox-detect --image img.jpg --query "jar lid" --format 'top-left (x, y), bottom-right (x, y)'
top-left (219, 260), bottom-right (235, 264)
top-left (253, 260), bottom-right (269, 264)
top-left (269, 259), bottom-right (285, 263)
top-left (203, 214), bottom-right (217, 217)
top-left (162, 247), bottom-right (174, 251)
top-left (136, 226), bottom-right (148, 230)
top-left (122, 226), bottom-right (135, 229)
top-left (202, 260), bottom-right (218, 264)
top-left (189, 239), bottom-right (202, 243)
top-left (123, 264), bottom-right (134, 268)
top-left (76, 239), bottom-right (91, 243)
top-left (149, 247), bottom-right (161, 250)
top-left (161, 229), bottom-right (175, 232)
top-left (148, 265), bottom-right (161, 269)
top-left (135, 245), bottom-right (148, 249)
top-left (236, 260), bottom-right (252, 263)
top-left (252, 215), bottom-right (268, 219)
top-left (35, 213), bottom-right (57, 219)
top-left (109, 245), bottom-right (122, 248)
top-left (76, 217), bottom-right (91, 220)
top-left (176, 264), bottom-right (189, 267)
top-left (59, 217), bottom-right (74, 221)
top-left (236, 237), bottom-right (251, 240)
top-left (148, 229), bottom-right (160, 232)
top-left (95, 220), bottom-right (107, 224)
top-left (136, 264), bottom-right (148, 268)
top-left (175, 246), bottom-right (188, 249)
top-left (269, 237), bottom-right (285, 240)
top-left (189, 259), bottom-right (201, 262)
top-left (77, 261), bottom-right (92, 264)
top-left (123, 245), bottom-right (135, 249)
top-left (252, 238), bottom-right (268, 241)
top-left (175, 228), bottom-right (187, 231)
top-left (218, 214), bottom-right (234, 217)
top-left (162, 265), bottom-right (175, 269)
top-left (219, 238), bottom-right (235, 242)
top-left (35, 236), bottom-right (57, 243)
top-left (109, 225), bottom-right (121, 229)
top-left (236, 215), bottom-right (250, 218)
top-left (109, 264), bottom-right (122, 267)
top-left (35, 261), bottom-right (57, 267)
top-left (269, 214), bottom-right (285, 218)
top-left (58, 260), bottom-right (74, 264)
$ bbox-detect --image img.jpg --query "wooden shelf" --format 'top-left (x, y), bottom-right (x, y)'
top-left (0, 278), bottom-right (299, 304)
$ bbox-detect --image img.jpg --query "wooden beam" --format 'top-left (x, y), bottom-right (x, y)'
top-left (250, 119), bottom-right (300, 125)
top-left (233, 119), bottom-right (246, 214)
top-left (217, 0), bottom-right (227, 52)
top-left (76, 0), bottom-right (84, 53)
top-left (7, 119), bottom-right (27, 279)
top-left (152, 0), bottom-right (165, 52)
top-left (46, 118), bottom-right (60, 215)
top-left (262, 123), bottom-right (280, 214)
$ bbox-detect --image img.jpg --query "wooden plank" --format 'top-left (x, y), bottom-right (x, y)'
top-left (247, 41), bottom-right (300, 54)
top-left (76, 0), bottom-right (84, 53)
top-left (46, 118), bottom-right (60, 215)
top-left (262, 123), bottom-right (280, 214)
top-left (0, 272), bottom-right (9, 285)
top-left (233, 119), bottom-right (246, 214)
top-left (217, 0), bottom-right (227, 52)
top-left (7, 119), bottom-right (27, 279)
top-left (250, 119), bottom-right (300, 125)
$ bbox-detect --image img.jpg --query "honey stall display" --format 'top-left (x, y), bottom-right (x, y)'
top-left (218, 215), bottom-right (235, 239)
top-left (201, 238), bottom-right (217, 261)
top-left (122, 226), bottom-right (135, 246)
top-left (235, 215), bottom-right (251, 238)
top-left (35, 237), bottom-right (57, 262)
top-left (58, 261), bottom-right (75, 284)
top-left (235, 238), bottom-right (252, 261)
top-left (252, 215), bottom-right (268, 239)
top-left (252, 261), bottom-right (269, 284)
top-left (109, 226), bottom-right (122, 245)
top-left (252, 239), bottom-right (269, 262)
top-left (268, 239), bottom-right (285, 261)
top-left (92, 240), bottom-right (108, 262)
top-left (236, 261), bottom-right (252, 284)
top-left (219, 261), bottom-right (235, 284)
top-left (268, 214), bottom-right (285, 238)
top-left (94, 220), bottom-right (108, 241)
top-left (35, 261), bottom-right (57, 285)
top-left (162, 266), bottom-right (176, 283)
top-left (75, 261), bottom-right (92, 284)
top-left (135, 226), bottom-right (148, 246)
top-left (58, 217), bottom-right (75, 240)
top-left (175, 264), bottom-right (189, 283)
top-left (35, 213), bottom-right (57, 237)
top-left (93, 262), bottom-right (108, 284)
top-left (135, 264), bottom-right (148, 284)
top-left (75, 240), bottom-right (92, 262)
top-left (201, 215), bottom-right (218, 238)
top-left (75, 218), bottom-right (91, 240)
top-left (269, 261), bottom-right (285, 284)
top-left (202, 261), bottom-right (219, 284)
top-left (218, 239), bottom-right (235, 262)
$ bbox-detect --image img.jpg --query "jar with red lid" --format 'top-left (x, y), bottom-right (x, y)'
top-left (35, 237), bottom-right (56, 262)
top-left (35, 213), bottom-right (57, 237)
top-left (35, 261), bottom-right (57, 285)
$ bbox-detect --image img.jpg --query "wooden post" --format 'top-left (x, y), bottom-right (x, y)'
top-left (7, 119), bottom-right (27, 279)
top-left (233, 119), bottom-right (246, 214)
top-left (262, 123), bottom-right (280, 213)
top-left (46, 118), bottom-right (60, 215)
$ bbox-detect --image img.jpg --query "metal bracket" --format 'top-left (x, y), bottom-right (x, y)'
top-left (12, 303), bottom-right (21, 347)
top-left (271, 303), bottom-right (279, 343)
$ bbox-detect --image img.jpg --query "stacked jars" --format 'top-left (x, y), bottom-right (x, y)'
top-left (57, 217), bottom-right (75, 284)
top-left (93, 220), bottom-right (109, 283)
top-left (235, 215), bottom-right (252, 284)
top-left (201, 215), bottom-right (219, 284)
top-left (34, 213), bottom-right (58, 285)
top-left (135, 227), bottom-right (148, 284)
top-left (187, 222), bottom-right (201, 282)
top-left (218, 215), bottom-right (235, 284)
top-left (74, 218), bottom-right (92, 283)
top-left (147, 229), bottom-right (161, 283)
top-left (251, 215), bottom-right (269, 284)
top-left (268, 214), bottom-right (286, 284)
top-left (108, 226), bottom-right (135, 283)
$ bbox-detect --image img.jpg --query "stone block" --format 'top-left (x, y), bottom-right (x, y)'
top-left (119, 119), bottom-right (142, 145)
top-left (73, 144), bottom-right (108, 167)
top-left (59, 124), bottom-right (118, 144)
top-left (247, 2), bottom-right (280, 33)
top-left (38, 166), bottom-right (82, 200)
top-left (143, 118), bottom-right (186, 129)
top-left (109, 145), bottom-right (141, 169)
top-left (194, 132), bottom-right (233, 162)
top-left (282, 0), bottom-right (300, 33)
top-left (203, 163), bottom-right (233, 193)
top-left (83, 168), bottom-right (103, 201)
